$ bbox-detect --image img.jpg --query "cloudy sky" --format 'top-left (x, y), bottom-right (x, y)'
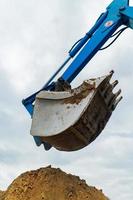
top-left (0, 0), bottom-right (133, 199)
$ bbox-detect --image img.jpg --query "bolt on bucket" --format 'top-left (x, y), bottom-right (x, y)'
top-left (31, 71), bottom-right (122, 151)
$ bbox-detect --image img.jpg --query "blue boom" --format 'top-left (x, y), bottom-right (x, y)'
top-left (22, 0), bottom-right (133, 149)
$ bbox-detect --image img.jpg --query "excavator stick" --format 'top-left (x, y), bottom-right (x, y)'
top-left (31, 71), bottom-right (122, 151)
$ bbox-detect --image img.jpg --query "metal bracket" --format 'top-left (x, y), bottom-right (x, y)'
top-left (120, 7), bottom-right (133, 28)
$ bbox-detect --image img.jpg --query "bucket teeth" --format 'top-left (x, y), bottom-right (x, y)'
top-left (111, 80), bottom-right (119, 89)
top-left (108, 89), bottom-right (122, 110)
top-left (112, 96), bottom-right (123, 110)
top-left (100, 71), bottom-right (122, 112)
top-left (109, 70), bottom-right (114, 79)
top-left (114, 89), bottom-right (122, 98)
top-left (100, 71), bottom-right (115, 94)
top-left (101, 71), bottom-right (114, 91)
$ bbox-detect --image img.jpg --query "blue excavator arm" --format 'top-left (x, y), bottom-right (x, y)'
top-left (22, 0), bottom-right (133, 150)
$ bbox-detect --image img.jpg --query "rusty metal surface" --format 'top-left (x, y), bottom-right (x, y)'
top-left (31, 71), bottom-right (122, 151)
top-left (63, 82), bottom-right (95, 105)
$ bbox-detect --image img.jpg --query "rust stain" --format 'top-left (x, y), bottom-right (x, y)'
top-left (63, 82), bottom-right (96, 105)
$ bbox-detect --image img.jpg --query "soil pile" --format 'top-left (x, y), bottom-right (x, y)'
top-left (0, 190), bottom-right (5, 200)
top-left (1, 166), bottom-right (108, 200)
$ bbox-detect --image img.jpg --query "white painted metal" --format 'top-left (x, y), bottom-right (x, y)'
top-left (31, 77), bottom-right (105, 137)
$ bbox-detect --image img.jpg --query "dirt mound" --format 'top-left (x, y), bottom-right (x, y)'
top-left (0, 190), bottom-right (5, 200)
top-left (1, 166), bottom-right (108, 200)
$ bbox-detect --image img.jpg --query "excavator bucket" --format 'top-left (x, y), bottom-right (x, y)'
top-left (31, 71), bottom-right (122, 151)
